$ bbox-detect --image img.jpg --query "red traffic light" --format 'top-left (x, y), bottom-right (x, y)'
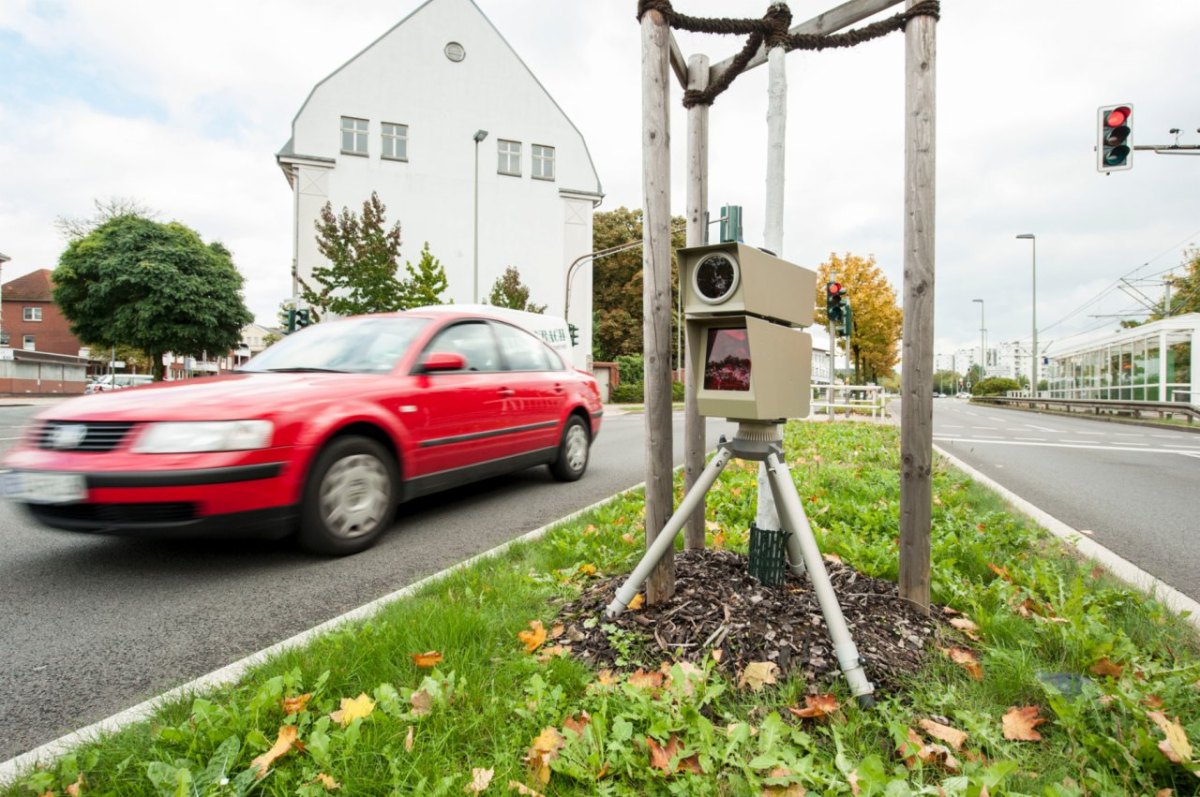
top-left (828, 282), bottom-right (841, 295)
top-left (1105, 106), bottom-right (1130, 128)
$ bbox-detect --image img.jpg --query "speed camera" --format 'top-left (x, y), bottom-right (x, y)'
top-left (679, 242), bottom-right (816, 421)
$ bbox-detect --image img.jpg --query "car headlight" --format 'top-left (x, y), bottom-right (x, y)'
top-left (133, 421), bottom-right (274, 453)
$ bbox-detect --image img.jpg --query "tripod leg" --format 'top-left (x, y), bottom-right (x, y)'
top-left (606, 446), bottom-right (733, 617)
top-left (766, 452), bottom-right (875, 704)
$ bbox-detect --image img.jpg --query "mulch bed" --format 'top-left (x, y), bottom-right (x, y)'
top-left (557, 549), bottom-right (945, 693)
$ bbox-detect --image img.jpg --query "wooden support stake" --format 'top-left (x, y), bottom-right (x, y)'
top-left (899, 0), bottom-right (936, 612)
top-left (642, 9), bottom-right (675, 603)
top-left (684, 53), bottom-right (710, 550)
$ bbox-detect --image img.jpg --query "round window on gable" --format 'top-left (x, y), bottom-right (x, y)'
top-left (444, 42), bottom-right (466, 62)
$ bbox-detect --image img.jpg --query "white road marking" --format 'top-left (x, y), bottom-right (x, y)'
top-left (1025, 423), bottom-right (1058, 432)
top-left (970, 426), bottom-right (998, 430)
top-left (1181, 452), bottom-right (1200, 460)
top-left (935, 436), bottom-right (1195, 456)
top-left (1164, 444), bottom-right (1200, 450)
top-left (1014, 437), bottom-right (1046, 442)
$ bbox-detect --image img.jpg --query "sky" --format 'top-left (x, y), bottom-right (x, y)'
top-left (1, 0), bottom-right (1198, 362)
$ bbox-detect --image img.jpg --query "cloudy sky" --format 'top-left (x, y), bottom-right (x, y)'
top-left (2, 0), bottom-right (1198, 360)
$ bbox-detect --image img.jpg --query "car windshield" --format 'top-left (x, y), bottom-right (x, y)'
top-left (241, 316), bottom-right (430, 374)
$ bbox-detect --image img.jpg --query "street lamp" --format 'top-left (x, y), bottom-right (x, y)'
top-left (472, 129), bottom-right (488, 303)
top-left (1016, 233), bottom-right (1037, 395)
top-left (972, 299), bottom-right (985, 382)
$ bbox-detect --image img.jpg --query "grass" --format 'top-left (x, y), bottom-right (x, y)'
top-left (5, 421), bottom-right (1200, 796)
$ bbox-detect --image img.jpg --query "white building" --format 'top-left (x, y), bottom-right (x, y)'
top-left (276, 0), bottom-right (603, 367)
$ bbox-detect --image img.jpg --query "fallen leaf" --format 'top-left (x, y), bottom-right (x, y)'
top-left (330, 693), bottom-right (375, 726)
top-left (987, 563), bottom-right (1013, 582)
top-left (739, 661), bottom-right (779, 692)
top-left (584, 524), bottom-right (597, 535)
top-left (898, 727), bottom-right (924, 768)
top-left (627, 593), bottom-right (645, 611)
top-left (518, 620), bottom-right (547, 653)
top-left (525, 727), bottom-right (565, 784)
top-left (1155, 790), bottom-right (1173, 797)
top-left (314, 773), bottom-right (341, 790)
top-left (621, 532), bottom-right (637, 544)
top-left (536, 644), bottom-right (571, 662)
top-left (1089, 658), bottom-right (1124, 679)
top-left (939, 647), bottom-right (983, 680)
top-left (577, 563), bottom-right (597, 576)
top-left (917, 742), bottom-right (961, 772)
top-left (822, 552), bottom-right (843, 564)
top-left (66, 774), bottom-right (84, 797)
top-left (949, 617), bottom-right (981, 641)
top-left (281, 693), bottom-right (312, 715)
top-left (1090, 565), bottom-right (1107, 579)
top-left (465, 768), bottom-right (494, 793)
top-left (847, 769), bottom-right (861, 795)
top-left (562, 711), bottom-right (592, 736)
top-left (410, 689), bottom-right (433, 717)
top-left (595, 669), bottom-right (617, 687)
top-left (628, 668), bottom-right (665, 690)
top-left (1002, 705), bottom-right (1047, 741)
top-left (646, 735), bottom-right (703, 775)
top-left (1145, 695), bottom-right (1165, 709)
top-left (550, 623), bottom-right (565, 639)
top-left (507, 781), bottom-right (546, 797)
top-left (405, 725), bottom-right (415, 752)
top-left (1148, 711), bottom-right (1193, 764)
top-left (411, 651), bottom-right (444, 669)
top-left (761, 767), bottom-right (807, 796)
top-left (251, 725), bottom-right (299, 778)
top-left (941, 606), bottom-right (961, 616)
top-left (788, 694), bottom-right (840, 719)
top-left (919, 718), bottom-right (968, 750)
top-left (711, 648), bottom-right (724, 663)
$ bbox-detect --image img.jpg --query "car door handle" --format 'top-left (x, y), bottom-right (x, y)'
top-left (497, 387), bottom-right (515, 397)
top-left (553, 383), bottom-right (565, 394)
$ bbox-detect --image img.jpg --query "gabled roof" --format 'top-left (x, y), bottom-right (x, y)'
top-left (2, 268), bottom-right (54, 301)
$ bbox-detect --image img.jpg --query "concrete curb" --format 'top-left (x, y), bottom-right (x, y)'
top-left (934, 443), bottom-right (1200, 628)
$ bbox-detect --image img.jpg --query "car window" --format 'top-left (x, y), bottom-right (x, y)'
top-left (423, 321), bottom-right (500, 372)
top-left (492, 321), bottom-right (562, 372)
top-left (241, 316), bottom-right (429, 374)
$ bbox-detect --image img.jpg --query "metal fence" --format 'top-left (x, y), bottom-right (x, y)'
top-left (810, 384), bottom-right (887, 419)
top-left (973, 394), bottom-right (1199, 424)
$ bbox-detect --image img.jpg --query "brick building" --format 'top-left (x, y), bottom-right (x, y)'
top-left (0, 268), bottom-right (86, 356)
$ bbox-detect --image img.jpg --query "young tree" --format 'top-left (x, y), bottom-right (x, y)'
top-left (486, 266), bottom-right (546, 313)
top-left (304, 192), bottom-right (408, 317)
top-left (815, 252), bottom-right (903, 383)
top-left (404, 242), bottom-right (450, 308)
top-left (53, 216), bottom-right (252, 380)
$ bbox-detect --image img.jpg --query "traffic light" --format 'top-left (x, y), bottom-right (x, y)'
top-left (841, 299), bottom-right (853, 339)
top-left (295, 309), bottom-right (312, 328)
top-left (568, 323), bottom-right (579, 346)
top-left (825, 281), bottom-right (845, 323)
top-left (1097, 103), bottom-right (1133, 172)
top-left (286, 308), bottom-right (297, 334)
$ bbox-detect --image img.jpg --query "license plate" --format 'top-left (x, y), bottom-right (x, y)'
top-left (1, 470), bottom-right (88, 504)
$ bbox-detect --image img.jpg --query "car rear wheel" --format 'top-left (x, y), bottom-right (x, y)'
top-left (549, 416), bottom-right (590, 482)
top-left (299, 436), bottom-right (399, 555)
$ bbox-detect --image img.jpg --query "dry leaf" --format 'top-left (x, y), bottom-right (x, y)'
top-left (987, 563), bottom-right (1013, 582)
top-left (550, 624), bottom-right (565, 639)
top-left (404, 725), bottom-right (415, 752)
top-left (525, 727), bottom-right (565, 784)
top-left (536, 644), bottom-right (571, 662)
top-left (628, 668), bottom-right (665, 690)
top-left (942, 606), bottom-right (961, 616)
top-left (627, 593), bottom-right (646, 611)
top-left (1002, 706), bottom-right (1047, 741)
top-left (281, 693), bottom-right (312, 715)
top-left (563, 711), bottom-right (592, 736)
top-left (1145, 695), bottom-right (1165, 709)
top-left (1089, 657), bottom-right (1124, 679)
top-left (621, 532), bottom-right (637, 544)
top-left (66, 774), bottom-right (84, 797)
top-left (465, 768), bottom-right (494, 793)
top-left (919, 718), bottom-right (968, 750)
top-left (595, 669), bottom-right (617, 687)
top-left (577, 563), bottom-right (597, 576)
top-left (822, 552), bottom-right (843, 564)
top-left (939, 647), bottom-right (983, 680)
top-left (646, 735), bottom-right (703, 775)
top-left (788, 694), bottom-right (840, 719)
top-left (410, 689), bottom-right (433, 716)
top-left (584, 524), bottom-right (597, 535)
top-left (507, 781), bottom-right (546, 797)
top-left (739, 661), bottom-right (779, 692)
top-left (330, 693), bottom-right (375, 726)
top-left (1148, 711), bottom-right (1194, 764)
top-left (917, 742), bottom-right (961, 772)
top-left (518, 620), bottom-right (547, 653)
top-left (1090, 565), bottom-right (1107, 579)
top-left (1156, 789), bottom-right (1174, 796)
top-left (251, 725), bottom-right (299, 778)
top-left (899, 727), bottom-right (924, 767)
top-left (847, 769), bottom-right (861, 795)
top-left (949, 617), bottom-right (981, 641)
top-left (711, 648), bottom-right (724, 663)
top-left (314, 773), bottom-right (341, 790)
top-left (412, 650), bottom-right (444, 669)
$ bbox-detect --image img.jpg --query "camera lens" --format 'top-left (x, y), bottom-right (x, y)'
top-left (694, 253), bottom-right (739, 304)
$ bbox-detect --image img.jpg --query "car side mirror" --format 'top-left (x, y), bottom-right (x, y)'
top-left (420, 351), bottom-right (467, 373)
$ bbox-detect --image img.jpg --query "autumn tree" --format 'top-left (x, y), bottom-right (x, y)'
top-left (487, 266), bottom-right (546, 313)
top-left (815, 252), bottom-right (903, 383)
top-left (54, 216), bottom-right (252, 381)
top-left (404, 243), bottom-right (451, 307)
top-left (591, 207), bottom-right (686, 362)
top-left (303, 192), bottom-right (408, 318)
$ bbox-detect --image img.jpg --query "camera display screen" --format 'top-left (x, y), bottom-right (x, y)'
top-left (703, 327), bottom-right (751, 391)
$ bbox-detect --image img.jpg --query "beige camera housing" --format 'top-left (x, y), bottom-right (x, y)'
top-left (679, 242), bottom-right (816, 421)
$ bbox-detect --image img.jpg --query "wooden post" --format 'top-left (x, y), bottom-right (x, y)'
top-left (684, 53), bottom-right (710, 550)
top-left (642, 9), bottom-right (675, 603)
top-left (899, 0), bottom-right (936, 612)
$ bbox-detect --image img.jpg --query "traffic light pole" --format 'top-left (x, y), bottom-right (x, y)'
top-left (828, 317), bottom-right (836, 422)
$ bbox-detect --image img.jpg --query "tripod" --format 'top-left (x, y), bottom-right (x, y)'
top-left (606, 420), bottom-right (875, 704)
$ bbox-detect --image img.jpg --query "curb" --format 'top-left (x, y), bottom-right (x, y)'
top-left (933, 443), bottom-right (1200, 628)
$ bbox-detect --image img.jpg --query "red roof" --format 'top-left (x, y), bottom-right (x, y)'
top-left (1, 269), bottom-right (54, 302)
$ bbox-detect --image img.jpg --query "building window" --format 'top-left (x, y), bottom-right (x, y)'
top-left (382, 123), bottom-right (408, 161)
top-left (23, 335), bottom-right (35, 351)
top-left (23, 306), bottom-right (42, 322)
top-left (341, 116), bottom-right (368, 155)
top-left (532, 144), bottom-right (555, 181)
top-left (498, 139), bottom-right (521, 176)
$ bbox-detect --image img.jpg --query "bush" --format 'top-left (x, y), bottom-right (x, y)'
top-left (609, 380), bottom-right (685, 404)
top-left (616, 354), bottom-right (644, 385)
top-left (972, 376), bottom-right (1021, 396)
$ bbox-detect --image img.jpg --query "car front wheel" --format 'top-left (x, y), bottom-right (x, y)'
top-left (549, 416), bottom-right (590, 482)
top-left (299, 436), bottom-right (399, 555)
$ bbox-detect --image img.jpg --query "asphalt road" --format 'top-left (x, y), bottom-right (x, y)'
top-left (0, 402), bottom-right (735, 762)
top-left (932, 398), bottom-right (1200, 600)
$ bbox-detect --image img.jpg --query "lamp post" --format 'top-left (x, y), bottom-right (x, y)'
top-left (972, 298), bottom-right (985, 382)
top-left (1016, 233), bottom-right (1037, 395)
top-left (472, 129), bottom-right (488, 303)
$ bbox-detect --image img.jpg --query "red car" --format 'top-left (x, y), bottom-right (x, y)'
top-left (0, 309), bottom-right (603, 555)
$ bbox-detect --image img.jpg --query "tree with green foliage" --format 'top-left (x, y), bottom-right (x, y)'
top-left (404, 243), bottom-right (450, 308)
top-left (303, 192), bottom-right (408, 319)
top-left (972, 376), bottom-right (1020, 396)
top-left (53, 215), bottom-right (252, 381)
top-left (486, 266), bottom-right (545, 313)
top-left (1157, 247), bottom-right (1200, 318)
top-left (933, 369), bottom-right (962, 395)
top-left (54, 196), bottom-right (159, 241)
